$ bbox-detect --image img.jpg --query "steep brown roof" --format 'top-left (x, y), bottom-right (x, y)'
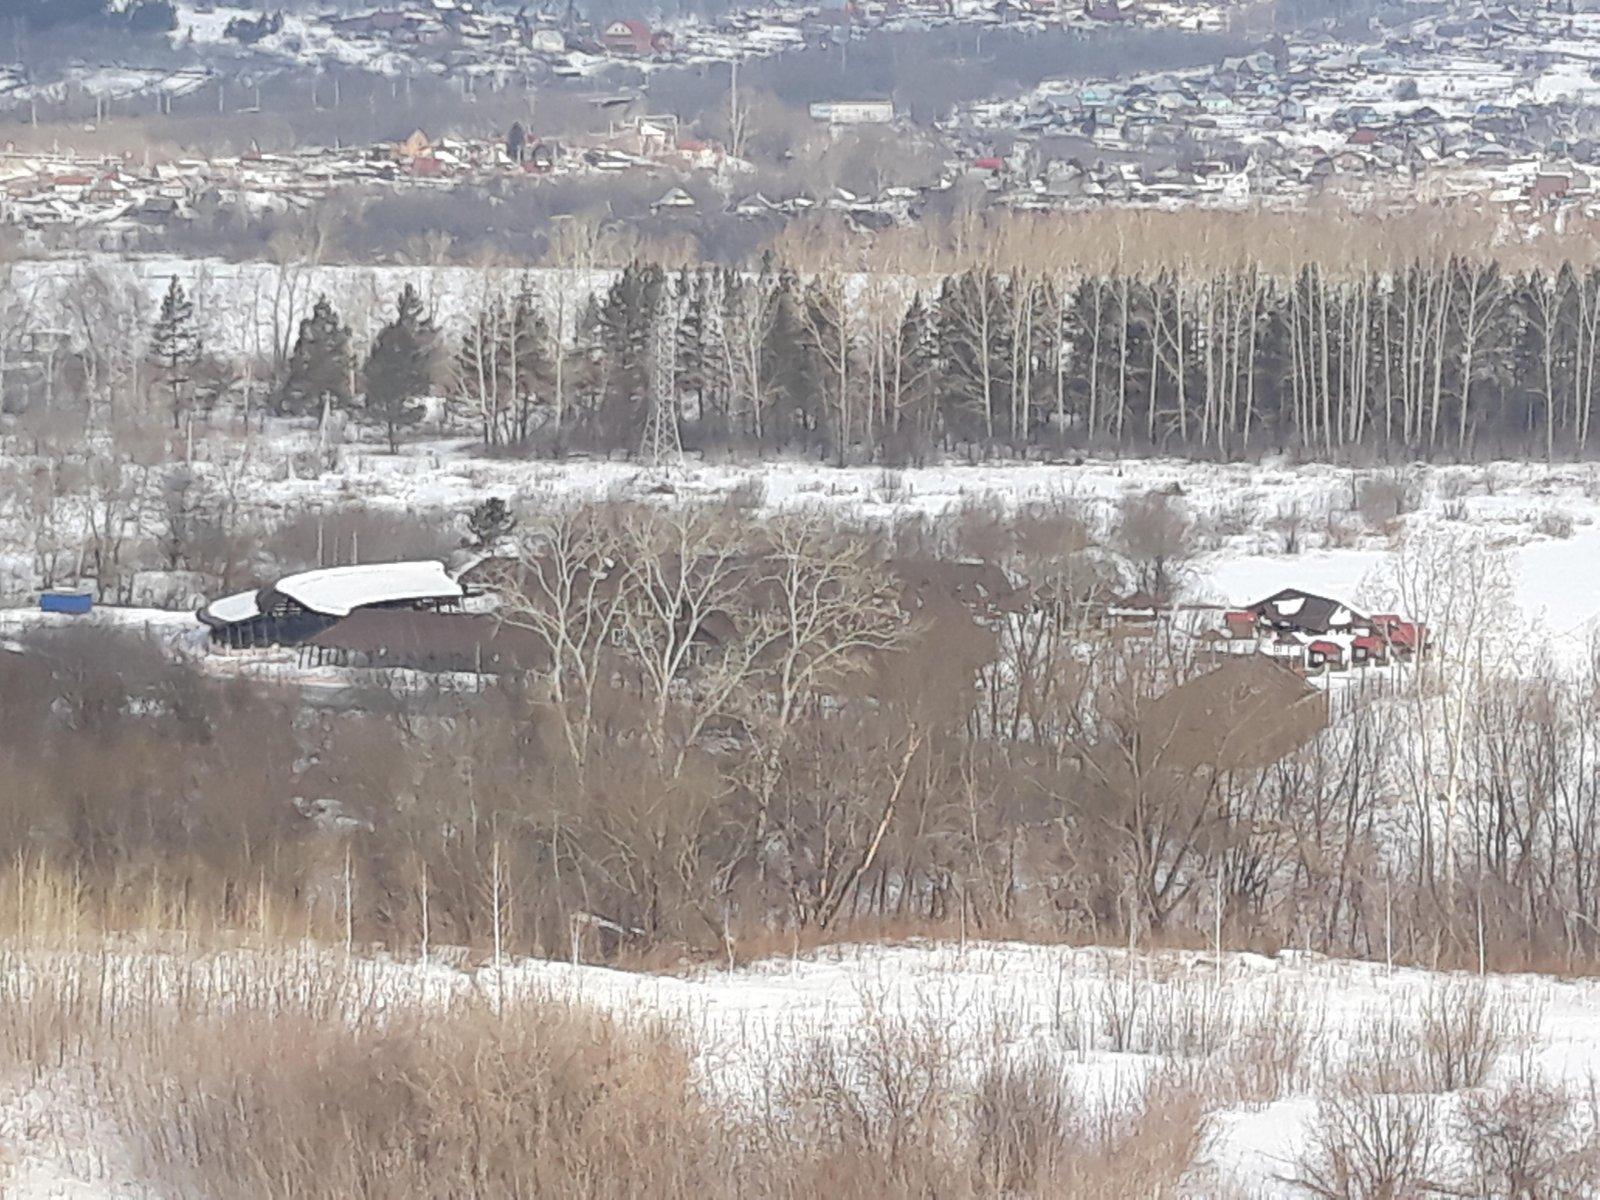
top-left (1139, 656), bottom-right (1328, 772)
top-left (887, 557), bottom-right (1026, 618)
top-left (306, 611), bottom-right (548, 673)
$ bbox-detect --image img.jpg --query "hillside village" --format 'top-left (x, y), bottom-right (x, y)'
top-left (0, 120), bottom-right (745, 247)
top-left (8, 2), bottom-right (1600, 242)
top-left (960, 3), bottom-right (1600, 216)
top-left (0, 0), bottom-right (1238, 112)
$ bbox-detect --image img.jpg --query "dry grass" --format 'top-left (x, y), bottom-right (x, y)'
top-left (1290, 1090), bottom-right (1440, 1200)
top-left (0, 946), bottom-right (1226, 1199)
top-left (1418, 979), bottom-right (1518, 1093)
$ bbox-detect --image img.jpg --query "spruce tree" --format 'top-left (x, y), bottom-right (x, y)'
top-left (505, 282), bottom-right (553, 444)
top-left (762, 270), bottom-right (825, 455)
top-left (467, 497), bottom-right (518, 549)
top-left (278, 295), bottom-right (353, 418)
top-left (593, 263), bottom-right (662, 445)
top-left (149, 276), bottom-right (201, 431)
top-left (363, 284), bottom-right (436, 453)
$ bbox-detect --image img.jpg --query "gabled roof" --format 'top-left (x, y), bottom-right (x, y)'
top-left (1248, 588), bottom-right (1365, 635)
top-left (1132, 656), bottom-right (1327, 772)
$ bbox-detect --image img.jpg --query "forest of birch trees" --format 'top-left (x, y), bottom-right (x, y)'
top-left (430, 255), bottom-right (1600, 462)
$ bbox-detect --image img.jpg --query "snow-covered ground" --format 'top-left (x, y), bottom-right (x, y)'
top-left (4, 940), bottom-right (1598, 1196)
top-left (203, 446), bottom-right (1600, 668)
top-left (7, 448), bottom-right (1600, 666)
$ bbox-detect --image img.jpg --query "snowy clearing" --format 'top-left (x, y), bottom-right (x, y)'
top-left (4, 940), bottom-right (1599, 1196)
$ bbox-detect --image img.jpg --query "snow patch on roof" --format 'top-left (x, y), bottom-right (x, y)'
top-left (203, 589), bottom-right (261, 624)
top-left (274, 561), bottom-right (463, 617)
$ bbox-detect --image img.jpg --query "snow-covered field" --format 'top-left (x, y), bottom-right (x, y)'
top-left (5, 940), bottom-right (1599, 1196)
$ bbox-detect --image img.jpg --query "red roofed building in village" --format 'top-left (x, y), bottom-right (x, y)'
top-left (1530, 173), bottom-right (1571, 205)
top-left (1307, 639), bottom-right (1345, 672)
top-left (1384, 620), bottom-right (1427, 658)
top-left (1350, 633), bottom-right (1388, 666)
top-left (601, 19), bottom-right (673, 55)
top-left (1218, 596), bottom-right (1425, 675)
top-left (1223, 610), bottom-right (1256, 639)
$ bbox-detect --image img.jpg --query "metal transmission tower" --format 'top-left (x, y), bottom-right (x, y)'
top-left (639, 284), bottom-right (682, 467)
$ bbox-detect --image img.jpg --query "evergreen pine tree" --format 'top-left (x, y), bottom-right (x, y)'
top-left (593, 263), bottom-right (663, 445)
top-left (278, 295), bottom-right (353, 418)
top-left (762, 270), bottom-right (825, 455)
top-left (887, 293), bottom-right (938, 462)
top-left (363, 284), bottom-right (436, 453)
top-left (467, 497), bottom-right (518, 549)
top-left (505, 281), bottom-right (553, 444)
top-left (149, 276), bottom-right (201, 431)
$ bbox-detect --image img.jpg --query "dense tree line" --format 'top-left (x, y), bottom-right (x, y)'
top-left (268, 257), bottom-right (1600, 462)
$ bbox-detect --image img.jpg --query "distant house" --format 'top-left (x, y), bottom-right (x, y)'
top-left (1248, 589), bottom-right (1366, 637)
top-left (526, 27), bottom-right (567, 53)
top-left (651, 186), bottom-right (696, 212)
top-left (522, 141), bottom-right (557, 172)
top-left (804, 6), bottom-right (855, 30)
top-left (1371, 613), bottom-right (1427, 659)
top-left (600, 19), bottom-right (672, 55)
top-left (1530, 173), bottom-right (1571, 205)
top-left (1082, 0), bottom-right (1128, 20)
top-left (1306, 639), bottom-right (1345, 672)
top-left (808, 99), bottom-right (895, 124)
top-left (396, 129), bottom-right (432, 160)
top-left (1223, 609), bottom-right (1257, 639)
top-left (409, 153), bottom-right (446, 179)
top-left (199, 562), bottom-right (466, 649)
top-left (1350, 633), bottom-right (1388, 666)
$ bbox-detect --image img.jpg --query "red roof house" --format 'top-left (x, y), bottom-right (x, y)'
top-left (1385, 621), bottom-right (1427, 655)
top-left (1531, 173), bottom-right (1571, 204)
top-left (1351, 634), bottom-right (1388, 665)
top-left (1307, 639), bottom-right (1345, 670)
top-left (601, 19), bottom-right (672, 55)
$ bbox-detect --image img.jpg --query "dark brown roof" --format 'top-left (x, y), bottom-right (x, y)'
top-left (305, 611), bottom-right (549, 672)
top-left (1248, 588), bottom-right (1364, 636)
top-left (887, 557), bottom-right (1026, 617)
top-left (1139, 656), bottom-right (1328, 772)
